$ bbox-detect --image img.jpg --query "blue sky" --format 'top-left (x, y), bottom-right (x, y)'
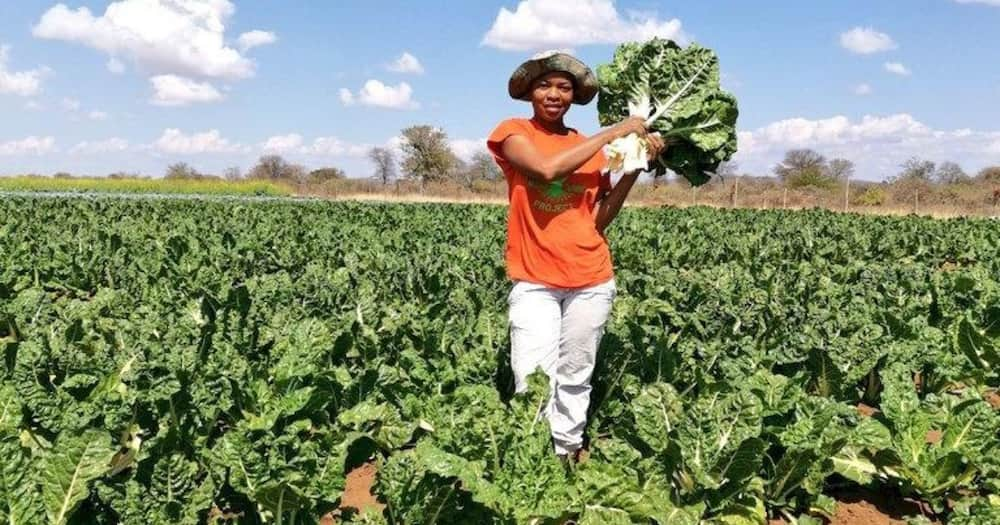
top-left (1, 0), bottom-right (999, 181)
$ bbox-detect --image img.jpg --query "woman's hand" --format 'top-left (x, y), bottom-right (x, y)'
top-left (611, 116), bottom-right (647, 140)
top-left (645, 133), bottom-right (667, 161)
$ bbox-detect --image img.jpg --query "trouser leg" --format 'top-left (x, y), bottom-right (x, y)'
top-left (549, 279), bottom-right (616, 455)
top-left (507, 281), bottom-right (562, 394)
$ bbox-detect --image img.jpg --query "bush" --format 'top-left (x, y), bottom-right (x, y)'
top-left (978, 166), bottom-right (1000, 182)
top-left (854, 187), bottom-right (887, 206)
top-left (786, 167), bottom-right (837, 189)
top-left (308, 167), bottom-right (346, 184)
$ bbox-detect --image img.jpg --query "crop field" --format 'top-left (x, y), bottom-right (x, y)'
top-left (1, 196), bottom-right (999, 524)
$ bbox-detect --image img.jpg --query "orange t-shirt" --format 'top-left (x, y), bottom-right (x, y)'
top-left (487, 118), bottom-right (613, 289)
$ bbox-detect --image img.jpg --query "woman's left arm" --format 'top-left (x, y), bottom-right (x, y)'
top-left (595, 135), bottom-right (666, 235)
top-left (594, 171), bottom-right (639, 235)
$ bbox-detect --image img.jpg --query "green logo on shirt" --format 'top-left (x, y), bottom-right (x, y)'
top-left (545, 179), bottom-right (566, 199)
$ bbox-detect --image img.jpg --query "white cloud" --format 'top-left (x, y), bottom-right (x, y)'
top-left (884, 62), bottom-right (911, 76)
top-left (24, 100), bottom-right (43, 111)
top-left (153, 128), bottom-right (243, 154)
top-left (303, 137), bottom-right (371, 157)
top-left (340, 80), bottom-right (419, 110)
top-left (853, 83), bottom-right (873, 95)
top-left (387, 52), bottom-right (424, 74)
top-left (106, 56), bottom-right (125, 74)
top-left (237, 30), bottom-right (277, 52)
top-left (735, 113), bottom-right (1000, 180)
top-left (482, 0), bottom-right (686, 51)
top-left (258, 133), bottom-right (373, 157)
top-left (88, 110), bottom-right (110, 120)
top-left (259, 133), bottom-right (372, 157)
top-left (69, 137), bottom-right (128, 154)
top-left (449, 138), bottom-right (488, 162)
top-left (33, 0), bottom-right (258, 80)
top-left (61, 97), bottom-right (81, 111)
top-left (149, 75), bottom-right (224, 106)
top-left (839, 27), bottom-right (897, 54)
top-left (0, 136), bottom-right (56, 156)
top-left (0, 45), bottom-right (47, 96)
top-left (261, 133), bottom-right (304, 153)
top-left (338, 88), bottom-right (355, 106)
top-left (386, 135), bottom-right (407, 158)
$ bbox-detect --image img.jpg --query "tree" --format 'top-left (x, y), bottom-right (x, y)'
top-left (448, 152), bottom-right (502, 191)
top-left (977, 166), bottom-right (1000, 182)
top-left (935, 161), bottom-right (970, 185)
top-left (308, 167), bottom-right (346, 184)
top-left (248, 155), bottom-right (305, 181)
top-left (399, 125), bottom-right (458, 190)
top-left (248, 155), bottom-right (289, 180)
top-left (773, 149), bottom-right (836, 188)
top-left (368, 147), bottom-right (397, 185)
top-left (889, 157), bottom-right (935, 207)
top-left (282, 164), bottom-right (308, 184)
top-left (223, 166), bottom-right (242, 181)
top-left (892, 157), bottom-right (935, 183)
top-left (165, 162), bottom-right (200, 179)
top-left (827, 158), bottom-right (855, 181)
top-left (469, 151), bottom-right (501, 181)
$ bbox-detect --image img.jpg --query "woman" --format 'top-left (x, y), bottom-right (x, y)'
top-left (486, 51), bottom-right (665, 462)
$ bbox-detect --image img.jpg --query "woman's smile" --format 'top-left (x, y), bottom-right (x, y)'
top-left (542, 102), bottom-right (565, 116)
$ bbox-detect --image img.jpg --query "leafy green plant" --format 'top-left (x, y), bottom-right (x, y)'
top-left (597, 38), bottom-right (739, 186)
top-left (1, 197), bottom-right (998, 523)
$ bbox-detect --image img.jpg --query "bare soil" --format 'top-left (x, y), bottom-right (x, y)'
top-left (341, 463), bottom-right (383, 513)
top-left (769, 489), bottom-right (940, 525)
top-left (321, 463), bottom-right (383, 524)
top-left (985, 389), bottom-right (1000, 410)
top-left (856, 402), bottom-right (879, 418)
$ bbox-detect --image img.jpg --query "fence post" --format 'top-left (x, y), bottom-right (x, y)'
top-left (782, 188), bottom-right (788, 209)
top-left (844, 177), bottom-right (850, 213)
top-left (914, 190), bottom-right (919, 214)
top-left (733, 177), bottom-right (740, 208)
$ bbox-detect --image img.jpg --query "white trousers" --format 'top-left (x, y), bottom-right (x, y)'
top-left (507, 278), bottom-right (616, 455)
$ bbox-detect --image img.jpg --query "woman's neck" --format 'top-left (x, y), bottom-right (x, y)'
top-left (531, 115), bottom-right (569, 135)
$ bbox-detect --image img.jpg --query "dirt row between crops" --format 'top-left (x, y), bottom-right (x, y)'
top-left (769, 490), bottom-right (940, 525)
top-left (324, 462), bottom-right (941, 525)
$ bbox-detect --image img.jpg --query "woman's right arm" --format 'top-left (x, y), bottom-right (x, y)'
top-left (500, 118), bottom-right (647, 183)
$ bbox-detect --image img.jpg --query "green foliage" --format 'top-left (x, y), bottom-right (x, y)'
top-left (308, 167), bottom-right (346, 184)
top-left (1, 197), bottom-right (999, 522)
top-left (0, 175), bottom-right (291, 195)
top-left (399, 126), bottom-right (459, 187)
top-left (773, 149), bottom-right (844, 189)
top-left (855, 186), bottom-right (887, 206)
top-left (597, 38), bottom-right (739, 186)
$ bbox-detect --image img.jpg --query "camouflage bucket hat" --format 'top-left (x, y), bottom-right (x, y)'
top-left (508, 51), bottom-right (599, 105)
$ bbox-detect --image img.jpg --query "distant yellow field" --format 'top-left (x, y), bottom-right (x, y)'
top-left (0, 176), bottom-right (292, 196)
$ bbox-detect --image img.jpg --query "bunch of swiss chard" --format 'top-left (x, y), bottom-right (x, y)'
top-left (597, 38), bottom-right (739, 186)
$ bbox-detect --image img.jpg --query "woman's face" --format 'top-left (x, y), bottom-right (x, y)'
top-left (530, 72), bottom-right (574, 123)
